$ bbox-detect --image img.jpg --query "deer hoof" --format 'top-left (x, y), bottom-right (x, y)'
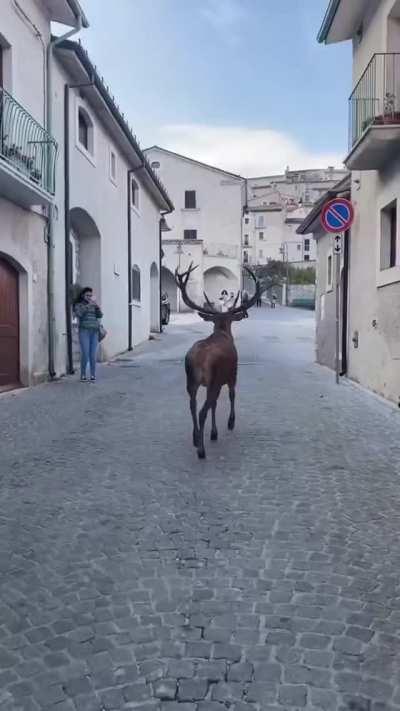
top-left (197, 449), bottom-right (206, 459)
top-left (210, 430), bottom-right (218, 441)
top-left (228, 417), bottom-right (235, 431)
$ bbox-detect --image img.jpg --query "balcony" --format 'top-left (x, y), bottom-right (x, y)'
top-left (347, 53), bottom-right (400, 170)
top-left (203, 242), bottom-right (239, 259)
top-left (0, 88), bottom-right (57, 207)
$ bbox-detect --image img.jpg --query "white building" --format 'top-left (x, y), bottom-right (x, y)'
top-left (52, 40), bottom-right (173, 374)
top-left (0, 2), bottom-right (173, 391)
top-left (243, 168), bottom-right (347, 269)
top-left (144, 147), bottom-right (245, 309)
top-left (318, 0), bottom-right (400, 403)
top-left (0, 0), bottom-right (88, 390)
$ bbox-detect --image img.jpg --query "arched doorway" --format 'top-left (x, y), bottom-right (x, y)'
top-left (69, 208), bottom-right (101, 366)
top-left (0, 257), bottom-right (19, 388)
top-left (203, 266), bottom-right (238, 303)
top-left (150, 262), bottom-right (159, 332)
top-left (161, 266), bottom-right (177, 311)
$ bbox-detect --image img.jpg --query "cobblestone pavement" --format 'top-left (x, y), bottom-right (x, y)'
top-left (1, 307), bottom-right (400, 711)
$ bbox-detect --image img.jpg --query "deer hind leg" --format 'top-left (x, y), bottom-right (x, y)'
top-left (228, 381), bottom-right (236, 431)
top-left (210, 400), bottom-right (218, 441)
top-left (198, 384), bottom-right (221, 459)
top-left (187, 384), bottom-right (199, 448)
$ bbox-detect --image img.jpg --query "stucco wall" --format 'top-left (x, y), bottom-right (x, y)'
top-left (315, 230), bottom-right (337, 369)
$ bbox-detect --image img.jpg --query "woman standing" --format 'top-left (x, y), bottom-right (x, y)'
top-left (74, 287), bottom-right (103, 382)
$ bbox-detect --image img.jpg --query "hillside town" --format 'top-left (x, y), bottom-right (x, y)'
top-left (2, 1), bottom-right (400, 710)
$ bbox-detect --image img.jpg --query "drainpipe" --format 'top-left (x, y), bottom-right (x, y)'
top-left (340, 228), bottom-right (350, 376)
top-left (127, 169), bottom-right (134, 350)
top-left (64, 78), bottom-right (95, 374)
top-left (46, 15), bottom-right (82, 379)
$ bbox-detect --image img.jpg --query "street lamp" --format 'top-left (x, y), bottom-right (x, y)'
top-left (279, 242), bottom-right (289, 305)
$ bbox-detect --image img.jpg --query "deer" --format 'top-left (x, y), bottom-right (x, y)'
top-left (175, 263), bottom-right (261, 459)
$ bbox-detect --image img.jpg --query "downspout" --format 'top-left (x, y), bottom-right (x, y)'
top-left (340, 228), bottom-right (349, 376)
top-left (127, 169), bottom-right (134, 350)
top-left (46, 15), bottom-right (82, 379)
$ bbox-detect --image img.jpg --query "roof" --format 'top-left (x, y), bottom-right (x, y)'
top-left (296, 174), bottom-right (351, 235)
top-left (145, 146), bottom-right (245, 181)
top-left (43, 0), bottom-right (89, 28)
top-left (317, 0), bottom-right (341, 43)
top-left (55, 41), bottom-right (173, 212)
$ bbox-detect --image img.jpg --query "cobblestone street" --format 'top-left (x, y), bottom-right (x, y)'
top-left (2, 306), bottom-right (400, 711)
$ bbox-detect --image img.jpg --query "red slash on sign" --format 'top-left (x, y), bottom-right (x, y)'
top-left (321, 198), bottom-right (354, 233)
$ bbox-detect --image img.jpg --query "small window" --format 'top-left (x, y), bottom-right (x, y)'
top-left (380, 200), bottom-right (397, 270)
top-left (259, 249), bottom-right (263, 258)
top-left (131, 178), bottom-right (139, 209)
top-left (259, 231), bottom-right (264, 240)
top-left (185, 190), bottom-right (196, 209)
top-left (244, 217), bottom-right (249, 225)
top-left (257, 215), bottom-right (264, 228)
top-left (78, 107), bottom-right (93, 153)
top-left (184, 229), bottom-right (197, 240)
top-left (304, 254), bottom-right (310, 262)
top-left (110, 149), bottom-right (117, 183)
top-left (297, 244), bottom-right (301, 251)
top-left (244, 234), bottom-right (249, 246)
top-left (132, 265), bottom-right (141, 302)
top-left (151, 160), bottom-right (160, 170)
top-left (327, 253), bottom-right (333, 290)
top-left (243, 250), bottom-right (249, 264)
top-left (304, 239), bottom-right (310, 252)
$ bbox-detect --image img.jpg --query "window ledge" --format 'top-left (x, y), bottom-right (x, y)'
top-left (131, 205), bottom-right (141, 217)
top-left (377, 266), bottom-right (400, 288)
top-left (109, 175), bottom-right (118, 187)
top-left (181, 208), bottom-right (200, 212)
top-left (130, 300), bottom-right (141, 308)
top-left (76, 140), bottom-right (96, 167)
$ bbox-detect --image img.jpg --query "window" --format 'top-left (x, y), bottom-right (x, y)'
top-left (77, 106), bottom-right (94, 157)
top-left (257, 215), bottom-right (264, 228)
top-left (259, 231), bottom-right (264, 240)
top-left (184, 229), bottom-right (197, 240)
top-left (131, 178), bottom-right (139, 209)
top-left (243, 250), bottom-right (249, 264)
top-left (244, 217), bottom-right (249, 225)
top-left (110, 149), bottom-right (117, 183)
top-left (380, 200), bottom-right (397, 270)
top-left (297, 244), bottom-right (301, 251)
top-left (259, 249), bottom-right (263, 258)
top-left (151, 160), bottom-right (160, 170)
top-left (304, 254), bottom-right (310, 262)
top-left (132, 265), bottom-right (141, 302)
top-left (244, 234), bottom-right (249, 246)
top-left (0, 46), bottom-right (3, 88)
top-left (185, 190), bottom-right (196, 209)
top-left (304, 239), bottom-right (310, 252)
top-left (327, 253), bottom-right (333, 291)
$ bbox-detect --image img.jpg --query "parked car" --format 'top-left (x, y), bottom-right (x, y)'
top-left (161, 292), bottom-right (170, 325)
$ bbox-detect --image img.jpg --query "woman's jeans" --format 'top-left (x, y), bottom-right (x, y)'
top-left (79, 328), bottom-right (99, 378)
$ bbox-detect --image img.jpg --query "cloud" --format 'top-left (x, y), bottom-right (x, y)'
top-left (155, 123), bottom-right (344, 177)
top-left (200, 0), bottom-right (245, 41)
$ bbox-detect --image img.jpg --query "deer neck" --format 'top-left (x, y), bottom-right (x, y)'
top-left (213, 320), bottom-right (233, 337)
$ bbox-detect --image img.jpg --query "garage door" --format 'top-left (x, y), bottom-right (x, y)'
top-left (0, 258), bottom-right (19, 387)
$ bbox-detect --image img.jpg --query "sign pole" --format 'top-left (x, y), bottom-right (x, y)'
top-left (320, 199), bottom-right (353, 386)
top-left (335, 237), bottom-right (341, 385)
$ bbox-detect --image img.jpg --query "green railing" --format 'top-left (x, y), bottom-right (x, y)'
top-left (349, 53), bottom-right (400, 149)
top-left (0, 88), bottom-right (57, 195)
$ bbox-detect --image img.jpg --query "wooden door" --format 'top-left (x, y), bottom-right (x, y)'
top-left (0, 258), bottom-right (19, 386)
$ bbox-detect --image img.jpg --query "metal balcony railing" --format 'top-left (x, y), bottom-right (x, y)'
top-left (349, 53), bottom-right (400, 149)
top-left (203, 242), bottom-right (238, 259)
top-left (0, 88), bottom-right (57, 195)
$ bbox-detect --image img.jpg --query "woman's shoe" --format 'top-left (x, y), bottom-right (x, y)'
top-left (90, 376), bottom-right (96, 382)
top-left (80, 376), bottom-right (87, 382)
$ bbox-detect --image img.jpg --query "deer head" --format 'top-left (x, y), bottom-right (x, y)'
top-left (174, 263), bottom-right (261, 327)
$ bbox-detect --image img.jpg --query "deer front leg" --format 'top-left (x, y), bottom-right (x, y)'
top-left (228, 383), bottom-right (236, 431)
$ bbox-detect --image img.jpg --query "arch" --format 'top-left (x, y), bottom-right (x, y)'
top-left (150, 261), bottom-right (159, 332)
top-left (161, 266), bottom-right (177, 312)
top-left (69, 207), bottom-right (101, 300)
top-left (203, 266), bottom-right (239, 303)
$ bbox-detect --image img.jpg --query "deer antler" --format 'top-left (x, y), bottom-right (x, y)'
top-left (227, 267), bottom-right (261, 315)
top-left (175, 263), bottom-right (216, 314)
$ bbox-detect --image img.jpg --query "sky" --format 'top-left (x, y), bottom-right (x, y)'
top-left (76, 0), bottom-right (352, 177)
